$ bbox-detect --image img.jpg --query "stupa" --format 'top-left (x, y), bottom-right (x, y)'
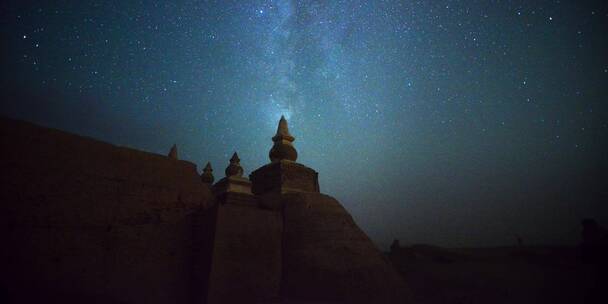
top-left (212, 152), bottom-right (253, 204)
top-left (200, 162), bottom-right (214, 184)
top-left (250, 115), bottom-right (319, 194)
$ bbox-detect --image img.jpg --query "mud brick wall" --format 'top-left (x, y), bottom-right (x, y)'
top-left (281, 192), bottom-right (412, 303)
top-left (206, 197), bottom-right (283, 304)
top-left (0, 117), bottom-right (213, 304)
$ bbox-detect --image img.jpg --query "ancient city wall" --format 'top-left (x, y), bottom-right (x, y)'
top-left (0, 117), bottom-right (412, 304)
top-left (0, 117), bottom-right (213, 304)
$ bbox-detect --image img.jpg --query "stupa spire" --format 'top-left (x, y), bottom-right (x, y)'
top-left (225, 152), bottom-right (244, 177)
top-left (269, 116), bottom-right (297, 162)
top-left (168, 144), bottom-right (178, 160)
top-left (201, 162), bottom-right (214, 184)
top-left (273, 115), bottom-right (294, 142)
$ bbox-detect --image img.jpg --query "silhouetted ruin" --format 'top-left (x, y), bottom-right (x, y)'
top-left (579, 218), bottom-right (608, 303)
top-left (0, 116), bottom-right (410, 303)
top-left (581, 218), bottom-right (608, 263)
top-left (2, 115), bottom-right (605, 304)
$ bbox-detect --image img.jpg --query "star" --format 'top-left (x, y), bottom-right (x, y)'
top-left (1, 0), bottom-right (606, 248)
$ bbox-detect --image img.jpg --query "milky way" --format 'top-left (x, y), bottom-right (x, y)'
top-left (1, 0), bottom-right (607, 248)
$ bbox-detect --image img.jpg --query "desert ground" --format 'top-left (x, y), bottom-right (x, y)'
top-left (389, 244), bottom-right (601, 304)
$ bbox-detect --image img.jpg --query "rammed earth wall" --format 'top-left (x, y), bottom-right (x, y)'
top-left (0, 117), bottom-right (213, 304)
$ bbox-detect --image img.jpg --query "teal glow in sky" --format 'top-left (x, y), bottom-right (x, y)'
top-left (1, 0), bottom-right (607, 248)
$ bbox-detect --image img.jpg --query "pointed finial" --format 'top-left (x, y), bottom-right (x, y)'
top-left (168, 144), bottom-right (178, 159)
top-left (201, 162), bottom-right (214, 184)
top-left (225, 152), bottom-right (244, 177)
top-left (230, 152), bottom-right (240, 163)
top-left (273, 115), bottom-right (294, 142)
top-left (269, 116), bottom-right (297, 162)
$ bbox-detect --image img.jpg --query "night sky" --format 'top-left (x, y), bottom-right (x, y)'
top-left (1, 0), bottom-right (607, 248)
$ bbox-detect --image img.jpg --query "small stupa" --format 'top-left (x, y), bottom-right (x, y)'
top-left (225, 152), bottom-right (244, 177)
top-left (212, 152), bottom-right (253, 198)
top-left (201, 162), bottom-right (214, 184)
top-left (168, 144), bottom-right (178, 159)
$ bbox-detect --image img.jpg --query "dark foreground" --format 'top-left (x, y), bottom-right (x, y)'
top-left (1, 117), bottom-right (606, 303)
top-left (389, 244), bottom-right (604, 304)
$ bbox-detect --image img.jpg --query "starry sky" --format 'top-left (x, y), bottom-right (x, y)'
top-left (1, 0), bottom-right (607, 248)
